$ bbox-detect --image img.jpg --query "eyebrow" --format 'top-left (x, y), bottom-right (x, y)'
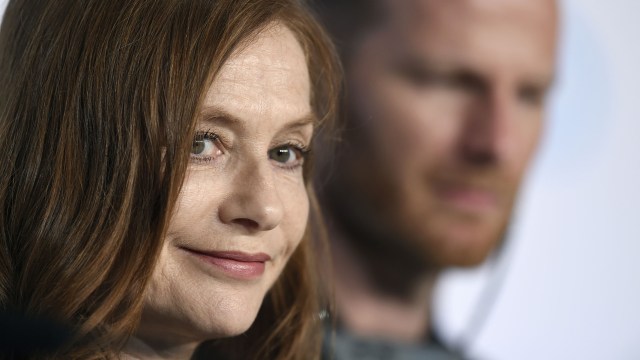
top-left (395, 53), bottom-right (556, 91)
top-left (199, 107), bottom-right (317, 132)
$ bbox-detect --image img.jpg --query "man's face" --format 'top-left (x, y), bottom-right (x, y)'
top-left (346, 0), bottom-right (557, 267)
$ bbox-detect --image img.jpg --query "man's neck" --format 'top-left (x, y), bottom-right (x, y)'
top-left (330, 234), bottom-right (437, 344)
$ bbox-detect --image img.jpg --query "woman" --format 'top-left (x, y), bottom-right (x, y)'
top-left (0, 0), bottom-right (340, 358)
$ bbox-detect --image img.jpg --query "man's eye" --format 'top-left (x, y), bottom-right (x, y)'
top-left (395, 63), bottom-right (436, 88)
top-left (268, 145), bottom-right (308, 168)
top-left (518, 85), bottom-right (545, 107)
top-left (395, 63), bottom-right (485, 95)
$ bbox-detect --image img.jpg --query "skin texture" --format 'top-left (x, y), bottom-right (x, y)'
top-left (330, 0), bottom-right (558, 343)
top-left (125, 24), bottom-right (314, 359)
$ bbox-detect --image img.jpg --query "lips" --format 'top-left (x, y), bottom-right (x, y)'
top-left (434, 183), bottom-right (499, 213)
top-left (180, 248), bottom-right (271, 280)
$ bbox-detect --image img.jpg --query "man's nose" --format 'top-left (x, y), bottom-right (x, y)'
top-left (459, 85), bottom-right (515, 165)
top-left (218, 161), bottom-right (284, 233)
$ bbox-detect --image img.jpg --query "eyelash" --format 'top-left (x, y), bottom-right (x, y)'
top-left (274, 141), bottom-right (311, 171)
top-left (189, 131), bottom-right (311, 171)
top-left (190, 130), bottom-right (222, 164)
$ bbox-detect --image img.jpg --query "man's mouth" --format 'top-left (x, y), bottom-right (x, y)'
top-left (434, 184), bottom-right (499, 213)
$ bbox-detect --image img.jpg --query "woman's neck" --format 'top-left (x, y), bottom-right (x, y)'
top-left (122, 335), bottom-right (199, 360)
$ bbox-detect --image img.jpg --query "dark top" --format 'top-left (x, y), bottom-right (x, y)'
top-left (322, 324), bottom-right (465, 360)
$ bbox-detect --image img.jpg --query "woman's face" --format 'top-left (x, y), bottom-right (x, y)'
top-left (138, 24), bottom-right (313, 345)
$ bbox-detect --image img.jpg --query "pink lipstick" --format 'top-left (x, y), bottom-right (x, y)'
top-left (181, 248), bottom-right (270, 280)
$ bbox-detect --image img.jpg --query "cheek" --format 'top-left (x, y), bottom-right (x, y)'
top-left (278, 182), bottom-right (309, 255)
top-left (367, 82), bottom-right (465, 168)
top-left (507, 111), bottom-right (544, 180)
top-left (167, 172), bottom-right (224, 236)
top-left (369, 105), bottom-right (460, 185)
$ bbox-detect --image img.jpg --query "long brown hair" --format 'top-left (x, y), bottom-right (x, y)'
top-left (0, 0), bottom-right (340, 358)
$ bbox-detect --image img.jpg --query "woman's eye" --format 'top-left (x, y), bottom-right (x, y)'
top-left (268, 144), bottom-right (307, 168)
top-left (191, 132), bottom-right (223, 162)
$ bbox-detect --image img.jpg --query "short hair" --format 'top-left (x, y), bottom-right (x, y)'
top-left (0, 0), bottom-right (340, 358)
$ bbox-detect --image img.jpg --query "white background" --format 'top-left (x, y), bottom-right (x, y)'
top-left (1, 0), bottom-right (638, 359)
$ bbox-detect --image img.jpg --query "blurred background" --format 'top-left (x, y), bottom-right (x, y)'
top-left (432, 0), bottom-right (640, 359)
top-left (1, 0), bottom-right (637, 359)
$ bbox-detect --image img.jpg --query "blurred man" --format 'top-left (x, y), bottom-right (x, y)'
top-left (313, 0), bottom-right (558, 358)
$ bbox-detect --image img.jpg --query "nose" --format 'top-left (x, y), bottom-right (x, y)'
top-left (218, 162), bottom-right (284, 232)
top-left (459, 85), bottom-right (515, 165)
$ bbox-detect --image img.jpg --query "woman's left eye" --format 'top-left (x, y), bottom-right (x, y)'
top-left (268, 144), bottom-right (308, 168)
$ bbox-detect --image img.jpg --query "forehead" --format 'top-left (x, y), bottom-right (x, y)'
top-left (383, 0), bottom-right (558, 76)
top-left (203, 23), bottom-right (311, 123)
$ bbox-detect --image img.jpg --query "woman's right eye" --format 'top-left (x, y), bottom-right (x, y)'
top-left (191, 131), bottom-right (223, 163)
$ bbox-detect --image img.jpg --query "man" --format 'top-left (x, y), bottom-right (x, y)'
top-left (313, 0), bottom-right (558, 358)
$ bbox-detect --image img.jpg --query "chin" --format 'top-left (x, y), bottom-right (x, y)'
top-left (423, 220), bottom-right (507, 268)
top-left (185, 303), bottom-right (263, 340)
top-left (212, 316), bottom-right (257, 338)
top-left (212, 295), bottom-right (267, 336)
top-left (446, 245), bottom-right (494, 267)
